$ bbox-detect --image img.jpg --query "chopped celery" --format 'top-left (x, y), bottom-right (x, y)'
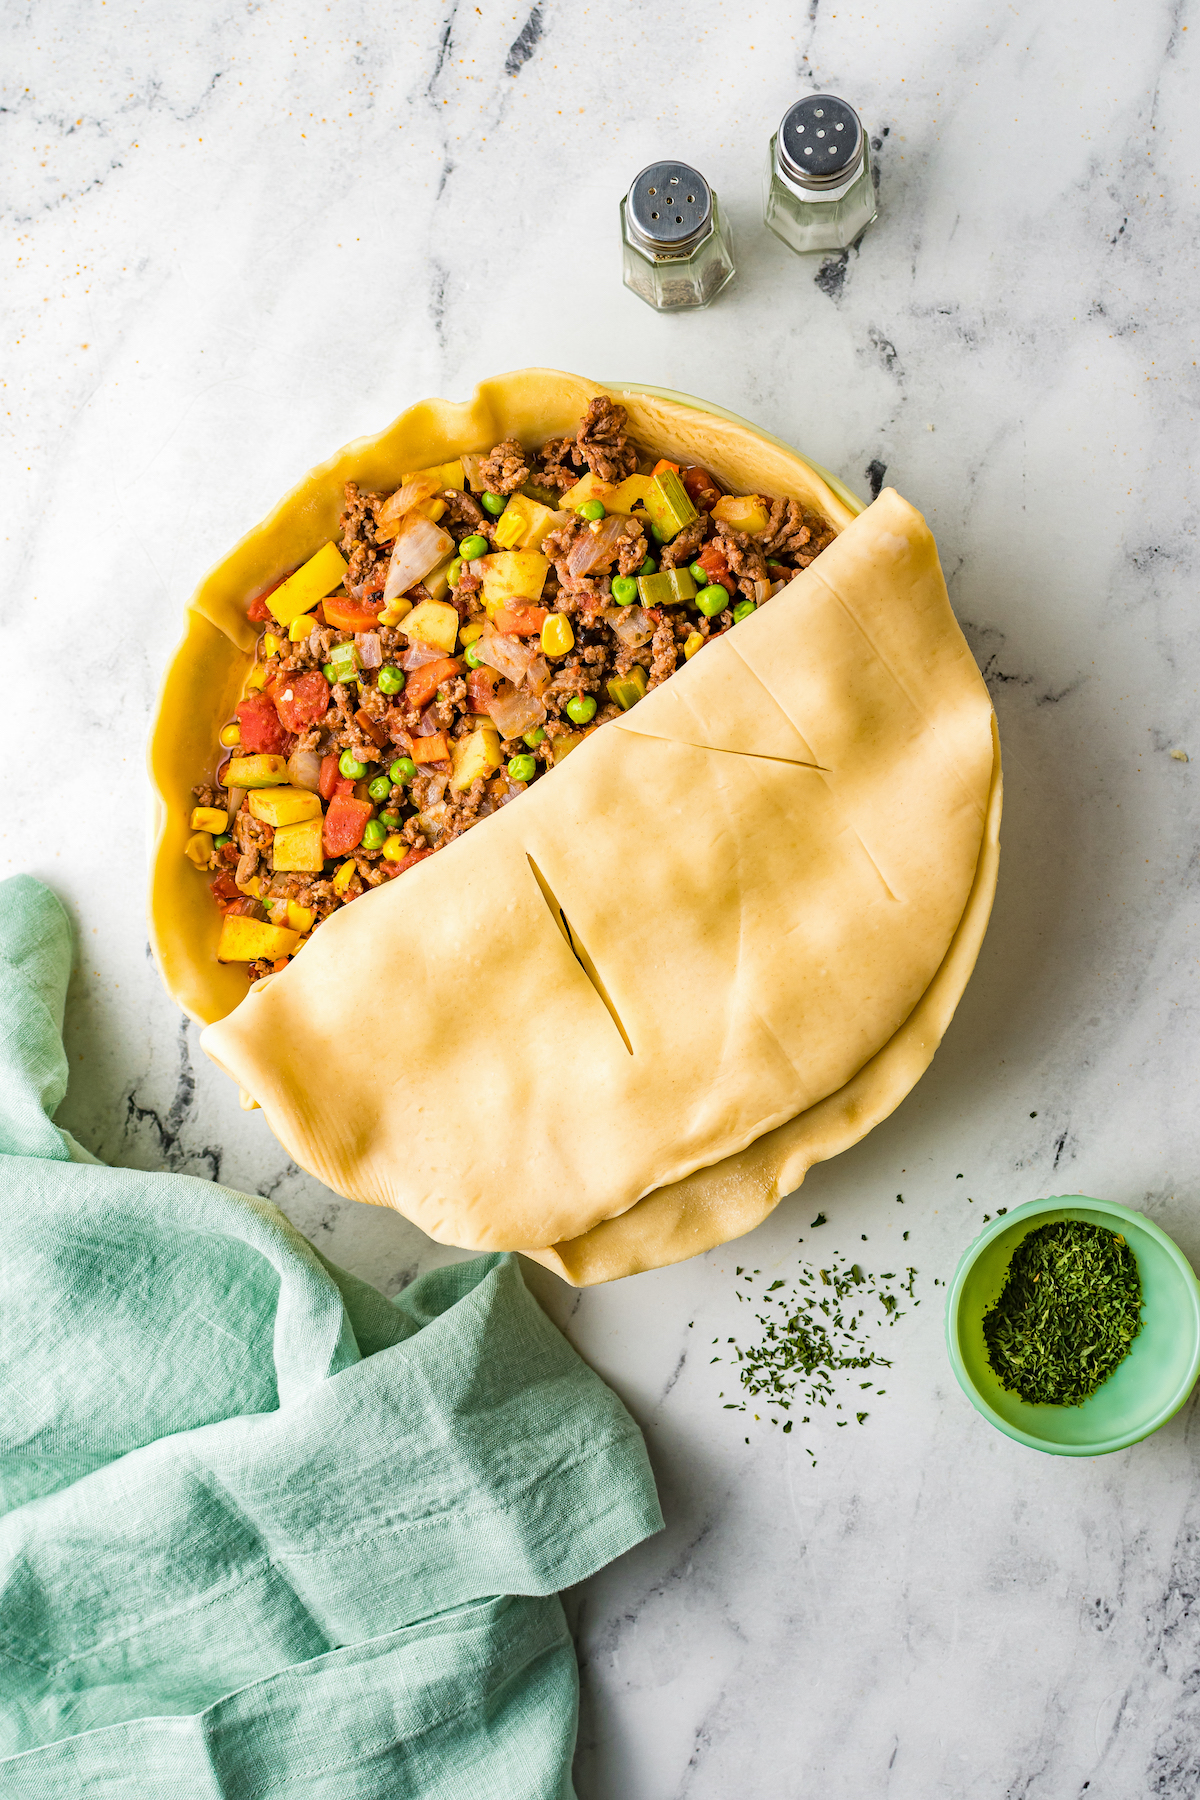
top-left (606, 667), bottom-right (649, 711)
top-left (636, 568), bottom-right (696, 607)
top-left (328, 640), bottom-right (360, 684)
top-left (640, 469), bottom-right (698, 541)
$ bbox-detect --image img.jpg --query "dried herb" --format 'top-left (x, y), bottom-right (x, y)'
top-left (982, 1220), bottom-right (1143, 1406)
top-left (715, 1249), bottom-right (918, 1463)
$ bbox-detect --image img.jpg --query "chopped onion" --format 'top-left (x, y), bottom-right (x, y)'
top-left (566, 513), bottom-right (629, 578)
top-left (417, 800), bottom-right (450, 843)
top-left (477, 623), bottom-right (533, 685)
top-left (224, 785), bottom-right (246, 822)
top-left (285, 750), bottom-right (323, 793)
top-left (602, 605), bottom-right (656, 650)
top-left (414, 704), bottom-right (442, 737)
top-left (375, 476), bottom-right (440, 541)
top-left (383, 514), bottom-right (454, 602)
top-left (356, 630), bottom-right (382, 669)
top-left (401, 641), bottom-right (448, 671)
top-left (489, 682), bottom-right (546, 740)
top-left (523, 653), bottom-right (551, 696)
top-left (752, 578), bottom-right (771, 605)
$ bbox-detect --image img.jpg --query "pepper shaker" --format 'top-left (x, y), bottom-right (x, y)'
top-left (620, 161), bottom-right (736, 312)
top-left (763, 95), bottom-right (877, 256)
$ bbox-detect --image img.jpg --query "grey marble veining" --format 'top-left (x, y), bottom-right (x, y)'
top-left (5, 0), bottom-right (1200, 1793)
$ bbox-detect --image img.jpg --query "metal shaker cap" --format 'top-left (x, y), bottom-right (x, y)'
top-left (626, 163), bottom-right (713, 251)
top-left (777, 95), bottom-right (864, 189)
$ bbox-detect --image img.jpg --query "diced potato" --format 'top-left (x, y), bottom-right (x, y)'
top-left (184, 831), bottom-right (213, 867)
top-left (559, 471), bottom-right (614, 510)
top-left (248, 786), bottom-right (323, 827)
top-left (272, 816), bottom-right (325, 873)
top-left (190, 805), bottom-right (228, 833)
top-left (451, 727), bottom-right (502, 792)
top-left (604, 474), bottom-right (652, 515)
top-left (267, 542), bottom-right (349, 626)
top-left (287, 898), bottom-right (316, 934)
top-left (216, 915), bottom-right (301, 963)
top-left (479, 551), bottom-right (548, 606)
top-left (550, 727), bottom-right (595, 763)
top-left (225, 754), bottom-right (290, 788)
top-left (414, 497), bottom-right (447, 523)
top-left (712, 494), bottom-right (770, 534)
top-left (422, 555), bottom-right (457, 603)
top-left (403, 458), bottom-right (464, 491)
top-left (494, 492), bottom-right (562, 550)
top-left (400, 599), bottom-right (460, 654)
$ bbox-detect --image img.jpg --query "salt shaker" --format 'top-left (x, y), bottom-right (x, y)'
top-left (620, 162), bottom-right (736, 312)
top-left (763, 95), bottom-right (877, 256)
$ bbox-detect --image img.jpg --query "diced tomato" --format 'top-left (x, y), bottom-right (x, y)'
top-left (322, 591), bottom-right (387, 631)
top-left (247, 574), bottom-right (289, 621)
top-left (361, 567), bottom-right (387, 598)
top-left (269, 669), bottom-right (330, 735)
top-left (491, 605), bottom-right (547, 638)
top-left (323, 794), bottom-right (374, 858)
top-left (389, 847), bottom-right (435, 876)
top-left (319, 753), bottom-right (341, 802)
top-left (405, 656), bottom-right (462, 710)
top-left (696, 542), bottom-right (737, 596)
top-left (236, 693), bottom-right (288, 755)
top-left (466, 667), bottom-right (499, 714)
top-left (410, 731), bottom-right (451, 765)
top-left (651, 458), bottom-right (681, 477)
top-left (681, 465), bottom-right (721, 511)
top-left (210, 872), bottom-right (241, 908)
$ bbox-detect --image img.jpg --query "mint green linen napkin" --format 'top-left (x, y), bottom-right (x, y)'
top-left (0, 876), bottom-right (662, 1797)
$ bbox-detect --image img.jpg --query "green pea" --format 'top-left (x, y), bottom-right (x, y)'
top-left (459, 533), bottom-right (489, 561)
top-left (689, 561), bottom-right (708, 586)
top-left (565, 694), bottom-right (597, 725)
top-left (377, 665), bottom-right (405, 695)
top-left (696, 585), bottom-right (728, 618)
top-left (611, 575), bottom-right (639, 606)
top-left (368, 774), bottom-right (393, 802)
top-left (579, 498), bottom-right (606, 521)
top-left (648, 521), bottom-right (667, 543)
top-left (339, 750), bottom-right (369, 779)
top-left (464, 641), bottom-right (484, 668)
top-left (507, 753), bottom-right (537, 783)
top-left (213, 833), bottom-right (231, 849)
top-left (389, 757), bottom-right (417, 784)
top-left (732, 599), bottom-right (757, 623)
top-left (380, 810), bottom-right (402, 830)
top-left (447, 557), bottom-right (463, 588)
top-left (361, 819), bottom-right (387, 850)
top-left (322, 663), bottom-right (336, 682)
top-left (639, 555), bottom-right (657, 575)
top-left (522, 726), bottom-right (546, 747)
top-left (481, 491), bottom-right (506, 516)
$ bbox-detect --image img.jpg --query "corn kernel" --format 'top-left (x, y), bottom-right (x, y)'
top-left (286, 898), bottom-right (316, 934)
top-left (541, 613), bottom-right (575, 658)
top-left (219, 721), bottom-right (242, 747)
top-left (459, 620), bottom-right (485, 645)
top-left (236, 874), bottom-right (263, 899)
top-left (288, 612), bottom-right (318, 641)
top-left (239, 1088), bottom-right (261, 1112)
top-left (382, 834), bottom-right (407, 863)
top-left (190, 805), bottom-right (228, 833)
top-left (262, 633), bottom-right (280, 657)
top-left (244, 664), bottom-right (267, 692)
top-left (333, 859), bottom-right (357, 894)
top-left (184, 831), bottom-right (213, 868)
top-left (377, 597), bottom-right (413, 627)
top-left (684, 632), bottom-right (704, 661)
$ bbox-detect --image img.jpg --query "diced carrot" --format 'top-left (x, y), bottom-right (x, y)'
top-left (491, 605), bottom-right (547, 638)
top-left (322, 591), bottom-right (387, 631)
top-left (354, 706), bottom-right (390, 747)
top-left (404, 657), bottom-right (461, 710)
top-left (651, 458), bottom-right (681, 476)
top-left (410, 732), bottom-right (451, 765)
top-left (323, 794), bottom-right (373, 857)
top-left (318, 754), bottom-right (341, 802)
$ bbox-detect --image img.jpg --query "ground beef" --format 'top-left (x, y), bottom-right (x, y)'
top-left (574, 396), bottom-right (638, 482)
top-left (338, 482), bottom-right (388, 589)
top-left (712, 522), bottom-right (770, 598)
top-left (533, 435), bottom-right (580, 492)
top-left (476, 439), bottom-right (529, 496)
top-left (439, 488), bottom-right (496, 546)
top-left (659, 516), bottom-right (706, 570)
top-left (192, 783), bottom-right (223, 810)
top-left (648, 613), bottom-right (679, 689)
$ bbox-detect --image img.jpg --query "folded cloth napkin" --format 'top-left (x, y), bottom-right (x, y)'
top-left (0, 876), bottom-right (662, 1797)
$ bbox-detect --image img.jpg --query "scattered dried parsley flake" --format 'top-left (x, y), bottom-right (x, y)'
top-left (716, 1247), bottom-right (919, 1461)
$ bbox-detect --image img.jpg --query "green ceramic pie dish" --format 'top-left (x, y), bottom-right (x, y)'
top-left (945, 1195), bottom-right (1200, 1456)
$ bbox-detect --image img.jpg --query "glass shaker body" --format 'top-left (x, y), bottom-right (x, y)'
top-left (763, 95), bottom-right (877, 256)
top-left (621, 162), bottom-right (735, 312)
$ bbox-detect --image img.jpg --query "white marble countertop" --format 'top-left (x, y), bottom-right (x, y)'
top-left (6, 0), bottom-right (1200, 1792)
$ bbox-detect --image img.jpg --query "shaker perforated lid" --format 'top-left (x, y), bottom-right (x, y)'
top-left (626, 162), bottom-right (713, 250)
top-left (777, 94), bottom-right (864, 189)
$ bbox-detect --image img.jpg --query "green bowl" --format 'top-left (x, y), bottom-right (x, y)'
top-left (945, 1196), bottom-right (1200, 1455)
